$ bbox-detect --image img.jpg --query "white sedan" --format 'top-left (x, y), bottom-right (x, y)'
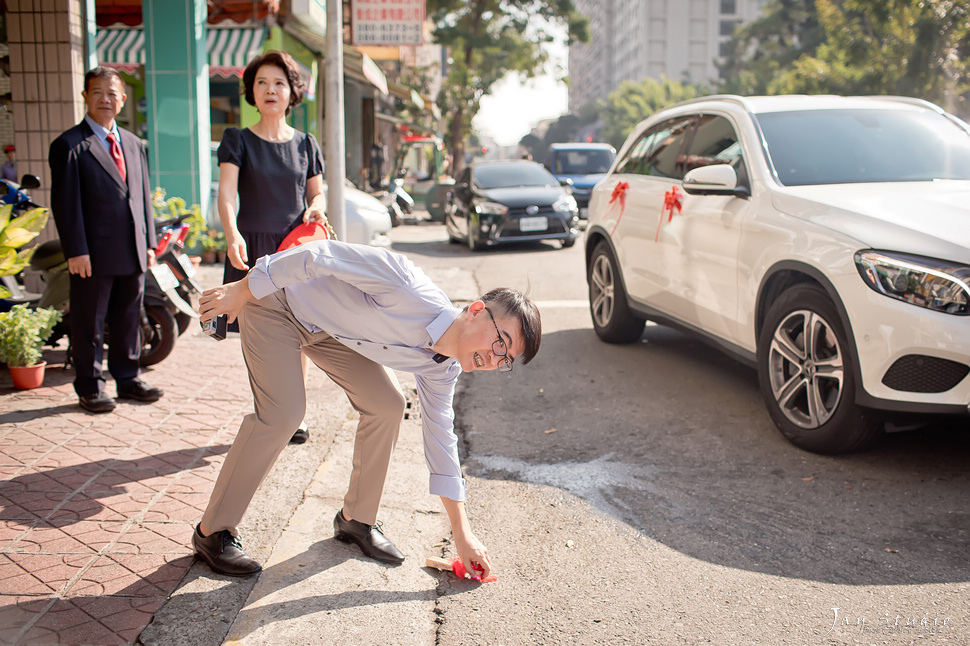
top-left (585, 94), bottom-right (970, 453)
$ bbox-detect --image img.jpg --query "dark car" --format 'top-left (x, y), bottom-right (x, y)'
top-left (445, 160), bottom-right (581, 250)
top-left (545, 143), bottom-right (616, 218)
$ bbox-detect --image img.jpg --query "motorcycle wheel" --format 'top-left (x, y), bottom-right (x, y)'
top-left (139, 305), bottom-right (177, 367)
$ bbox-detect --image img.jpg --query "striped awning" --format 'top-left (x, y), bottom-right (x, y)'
top-left (96, 27), bottom-right (266, 78)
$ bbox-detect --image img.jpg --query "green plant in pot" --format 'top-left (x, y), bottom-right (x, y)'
top-left (0, 304), bottom-right (63, 389)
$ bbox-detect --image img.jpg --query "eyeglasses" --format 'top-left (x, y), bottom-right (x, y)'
top-left (484, 306), bottom-right (513, 372)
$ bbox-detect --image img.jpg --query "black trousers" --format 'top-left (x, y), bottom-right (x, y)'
top-left (69, 272), bottom-right (144, 396)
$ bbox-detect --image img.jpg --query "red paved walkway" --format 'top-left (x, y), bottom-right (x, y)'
top-left (0, 319), bottom-right (252, 645)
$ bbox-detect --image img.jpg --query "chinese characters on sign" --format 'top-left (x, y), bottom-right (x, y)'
top-left (351, 0), bottom-right (425, 46)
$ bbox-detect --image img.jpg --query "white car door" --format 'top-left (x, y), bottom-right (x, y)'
top-left (657, 114), bottom-right (750, 342)
top-left (608, 116), bottom-right (696, 308)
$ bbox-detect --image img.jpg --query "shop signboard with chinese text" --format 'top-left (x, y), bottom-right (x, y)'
top-left (350, 0), bottom-right (425, 46)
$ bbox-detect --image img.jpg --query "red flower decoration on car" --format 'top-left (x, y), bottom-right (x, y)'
top-left (655, 186), bottom-right (684, 241)
top-left (607, 181), bottom-right (630, 237)
top-left (610, 181), bottom-right (629, 207)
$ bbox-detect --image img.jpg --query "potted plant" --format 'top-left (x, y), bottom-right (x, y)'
top-left (200, 230), bottom-right (219, 264)
top-left (212, 231), bottom-right (227, 263)
top-left (0, 304), bottom-right (63, 389)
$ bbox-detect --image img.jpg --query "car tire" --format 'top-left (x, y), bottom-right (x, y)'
top-left (757, 284), bottom-right (883, 454)
top-left (588, 241), bottom-right (645, 343)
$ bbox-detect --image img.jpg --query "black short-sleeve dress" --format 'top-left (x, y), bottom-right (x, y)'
top-left (217, 127), bottom-right (324, 287)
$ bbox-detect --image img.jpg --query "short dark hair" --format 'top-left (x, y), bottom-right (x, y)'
top-left (84, 66), bottom-right (124, 93)
top-left (242, 51), bottom-right (305, 115)
top-left (481, 288), bottom-right (541, 365)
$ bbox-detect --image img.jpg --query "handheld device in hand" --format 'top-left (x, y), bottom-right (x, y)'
top-left (201, 315), bottom-right (228, 340)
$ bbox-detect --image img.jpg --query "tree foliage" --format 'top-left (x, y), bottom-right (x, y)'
top-left (427, 0), bottom-right (589, 171)
top-left (717, 0), bottom-right (824, 95)
top-left (773, 0), bottom-right (970, 111)
top-left (718, 0), bottom-right (970, 114)
top-left (598, 76), bottom-right (701, 150)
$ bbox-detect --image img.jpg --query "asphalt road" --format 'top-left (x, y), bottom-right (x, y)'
top-left (390, 221), bottom-right (970, 645)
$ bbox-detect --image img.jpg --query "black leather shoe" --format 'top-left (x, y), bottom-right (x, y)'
top-left (192, 524), bottom-right (262, 577)
top-left (79, 392), bottom-right (116, 414)
top-left (290, 423), bottom-right (310, 444)
top-left (334, 510), bottom-right (405, 565)
top-left (116, 379), bottom-right (163, 403)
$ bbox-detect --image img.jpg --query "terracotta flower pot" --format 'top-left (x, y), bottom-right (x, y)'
top-left (201, 251), bottom-right (217, 264)
top-left (10, 361), bottom-right (46, 390)
top-left (189, 255), bottom-right (202, 269)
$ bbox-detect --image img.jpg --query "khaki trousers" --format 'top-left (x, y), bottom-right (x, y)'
top-left (201, 290), bottom-right (406, 535)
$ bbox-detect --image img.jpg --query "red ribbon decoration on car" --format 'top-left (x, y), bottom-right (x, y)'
top-left (655, 186), bottom-right (684, 241)
top-left (607, 181), bottom-right (630, 237)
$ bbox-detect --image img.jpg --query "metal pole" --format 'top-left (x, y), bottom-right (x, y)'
top-left (325, 0), bottom-right (346, 240)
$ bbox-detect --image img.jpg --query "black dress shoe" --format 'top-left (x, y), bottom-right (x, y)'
top-left (289, 422), bottom-right (310, 444)
top-left (192, 524), bottom-right (262, 577)
top-left (116, 379), bottom-right (164, 403)
top-left (333, 510), bottom-right (405, 565)
top-left (79, 392), bottom-right (116, 413)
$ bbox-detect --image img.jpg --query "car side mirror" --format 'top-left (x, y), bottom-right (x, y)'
top-left (19, 174), bottom-right (40, 190)
top-left (682, 165), bottom-right (748, 198)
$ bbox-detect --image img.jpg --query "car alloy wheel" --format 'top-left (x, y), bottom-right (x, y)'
top-left (588, 242), bottom-right (645, 343)
top-left (757, 284), bottom-right (883, 454)
top-left (766, 307), bottom-right (844, 429)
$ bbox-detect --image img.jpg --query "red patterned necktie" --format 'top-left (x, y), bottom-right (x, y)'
top-left (106, 132), bottom-right (126, 183)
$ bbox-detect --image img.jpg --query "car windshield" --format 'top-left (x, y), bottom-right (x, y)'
top-left (474, 163), bottom-right (559, 189)
top-left (554, 149), bottom-right (615, 175)
top-left (757, 108), bottom-right (970, 186)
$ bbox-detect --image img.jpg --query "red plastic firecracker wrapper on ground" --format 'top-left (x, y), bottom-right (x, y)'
top-left (426, 556), bottom-right (498, 582)
top-left (655, 185), bottom-right (684, 241)
top-left (606, 181), bottom-right (630, 237)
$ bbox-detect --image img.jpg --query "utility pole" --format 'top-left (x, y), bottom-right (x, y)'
top-left (325, 0), bottom-right (346, 239)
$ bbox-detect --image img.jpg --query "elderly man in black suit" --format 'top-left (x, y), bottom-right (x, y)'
top-left (48, 66), bottom-right (163, 413)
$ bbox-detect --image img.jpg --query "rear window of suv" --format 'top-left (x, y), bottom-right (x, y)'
top-left (757, 109), bottom-right (970, 186)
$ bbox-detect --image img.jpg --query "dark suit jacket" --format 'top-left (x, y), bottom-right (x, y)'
top-left (48, 120), bottom-right (155, 276)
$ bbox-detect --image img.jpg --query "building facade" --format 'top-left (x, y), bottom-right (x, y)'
top-left (569, 0), bottom-right (766, 114)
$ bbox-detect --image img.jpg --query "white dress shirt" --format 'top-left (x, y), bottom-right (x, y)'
top-left (248, 240), bottom-right (467, 501)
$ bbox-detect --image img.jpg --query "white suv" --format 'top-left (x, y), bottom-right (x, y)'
top-left (585, 95), bottom-right (970, 453)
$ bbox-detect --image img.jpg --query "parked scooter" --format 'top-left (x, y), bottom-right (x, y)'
top-left (390, 171), bottom-right (415, 215)
top-left (151, 212), bottom-right (203, 335)
top-left (30, 238), bottom-right (189, 367)
top-left (370, 168), bottom-right (414, 227)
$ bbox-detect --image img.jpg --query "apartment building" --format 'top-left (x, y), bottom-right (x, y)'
top-left (569, 0), bottom-right (766, 113)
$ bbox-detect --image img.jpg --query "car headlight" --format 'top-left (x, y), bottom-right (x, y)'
top-left (553, 194), bottom-right (578, 213)
top-left (854, 251), bottom-right (970, 315)
top-left (475, 202), bottom-right (508, 216)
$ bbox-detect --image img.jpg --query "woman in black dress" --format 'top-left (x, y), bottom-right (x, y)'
top-left (217, 51), bottom-right (326, 444)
